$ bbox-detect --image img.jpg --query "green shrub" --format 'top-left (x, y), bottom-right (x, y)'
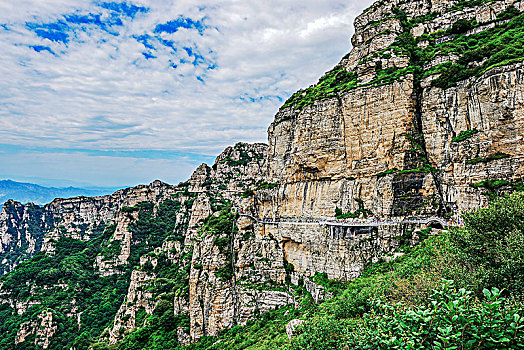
top-left (431, 12), bottom-right (524, 88)
top-left (216, 265), bottom-right (234, 281)
top-left (376, 168), bottom-right (398, 178)
top-left (451, 129), bottom-right (479, 143)
top-left (450, 18), bottom-right (475, 34)
top-left (335, 198), bottom-right (372, 219)
top-left (256, 182), bottom-right (279, 190)
top-left (291, 281), bottom-right (524, 350)
top-left (497, 5), bottom-right (521, 21)
top-left (289, 317), bottom-right (353, 350)
top-left (213, 235), bottom-right (230, 248)
top-left (451, 192), bottom-right (524, 294)
top-left (241, 189), bottom-right (254, 198)
top-left (348, 281), bottom-right (524, 349)
top-left (466, 151), bottom-right (511, 165)
top-left (280, 65), bottom-right (358, 111)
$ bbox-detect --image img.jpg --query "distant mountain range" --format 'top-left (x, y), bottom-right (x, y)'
top-left (0, 179), bottom-right (123, 206)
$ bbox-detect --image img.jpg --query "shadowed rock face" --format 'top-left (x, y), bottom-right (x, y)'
top-left (2, 0), bottom-right (524, 347)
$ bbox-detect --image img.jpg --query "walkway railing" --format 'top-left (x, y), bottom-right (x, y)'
top-left (237, 212), bottom-right (460, 228)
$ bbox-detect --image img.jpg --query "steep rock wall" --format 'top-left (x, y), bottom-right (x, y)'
top-left (262, 0), bottom-right (524, 221)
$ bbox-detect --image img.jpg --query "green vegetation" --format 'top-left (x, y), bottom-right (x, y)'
top-left (117, 204), bottom-right (236, 349)
top-left (451, 129), bottom-right (480, 143)
top-left (448, 1), bottom-right (490, 13)
top-left (255, 181), bottom-right (279, 190)
top-left (431, 7), bottom-right (524, 89)
top-left (470, 179), bottom-right (524, 196)
top-left (294, 282), bottom-right (523, 349)
top-left (376, 168), bottom-right (398, 178)
top-left (450, 18), bottom-right (476, 34)
top-left (280, 65), bottom-right (358, 111)
top-left (204, 207), bottom-right (238, 282)
top-left (335, 198), bottom-right (372, 219)
top-left (241, 189), bottom-right (254, 198)
top-left (118, 271), bottom-right (191, 350)
top-left (221, 144), bottom-right (264, 167)
top-left (466, 151), bottom-right (511, 165)
top-left (376, 165), bottom-right (435, 178)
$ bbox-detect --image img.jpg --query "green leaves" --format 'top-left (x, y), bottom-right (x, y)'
top-left (280, 65), bottom-right (358, 111)
top-left (452, 192), bottom-right (524, 294)
top-left (432, 11), bottom-right (524, 89)
top-left (451, 129), bottom-right (479, 143)
top-left (340, 280), bottom-right (524, 349)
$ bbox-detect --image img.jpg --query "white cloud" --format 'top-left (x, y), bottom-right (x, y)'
top-left (0, 0), bottom-right (374, 186)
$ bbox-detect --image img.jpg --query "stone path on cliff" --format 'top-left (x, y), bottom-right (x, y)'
top-left (235, 210), bottom-right (460, 228)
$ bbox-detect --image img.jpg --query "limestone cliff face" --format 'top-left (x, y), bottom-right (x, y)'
top-left (422, 62), bottom-right (524, 210)
top-left (263, 0), bottom-right (524, 220)
top-left (257, 0), bottom-right (524, 282)
top-left (265, 78), bottom-right (416, 218)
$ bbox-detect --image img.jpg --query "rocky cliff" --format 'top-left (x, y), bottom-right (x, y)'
top-left (1, 0), bottom-right (523, 348)
top-left (255, 0), bottom-right (524, 283)
top-left (264, 0), bottom-right (523, 221)
top-left (0, 180), bottom-right (177, 275)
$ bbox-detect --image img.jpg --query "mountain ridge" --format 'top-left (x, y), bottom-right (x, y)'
top-left (0, 179), bottom-right (123, 206)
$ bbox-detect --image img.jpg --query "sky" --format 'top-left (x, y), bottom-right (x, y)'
top-left (0, 0), bottom-right (374, 188)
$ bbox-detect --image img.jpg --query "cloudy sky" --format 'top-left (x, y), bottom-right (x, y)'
top-left (0, 0), bottom-right (373, 188)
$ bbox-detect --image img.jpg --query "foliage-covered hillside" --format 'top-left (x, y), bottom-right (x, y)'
top-left (0, 193), bottom-right (198, 350)
top-left (179, 192), bottom-right (524, 350)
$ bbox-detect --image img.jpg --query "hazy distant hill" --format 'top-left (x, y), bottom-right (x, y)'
top-left (0, 179), bottom-right (122, 205)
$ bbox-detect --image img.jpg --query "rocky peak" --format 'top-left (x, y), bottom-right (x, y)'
top-left (190, 142), bottom-right (268, 197)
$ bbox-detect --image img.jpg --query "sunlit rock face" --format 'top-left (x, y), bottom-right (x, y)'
top-left (264, 0), bottom-right (523, 221)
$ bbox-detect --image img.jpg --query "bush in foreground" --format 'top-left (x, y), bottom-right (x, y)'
top-left (291, 281), bottom-right (524, 350)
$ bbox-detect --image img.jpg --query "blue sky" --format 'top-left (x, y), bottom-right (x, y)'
top-left (0, 0), bottom-right (373, 188)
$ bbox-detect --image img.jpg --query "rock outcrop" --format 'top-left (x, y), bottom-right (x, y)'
top-left (15, 310), bottom-right (57, 349)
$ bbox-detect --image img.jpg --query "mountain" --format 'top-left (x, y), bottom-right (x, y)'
top-left (0, 0), bottom-right (523, 349)
top-left (0, 179), bottom-right (122, 206)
